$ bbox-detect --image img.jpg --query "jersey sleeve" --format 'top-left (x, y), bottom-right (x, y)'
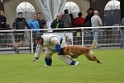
top-left (34, 44), bottom-right (43, 60)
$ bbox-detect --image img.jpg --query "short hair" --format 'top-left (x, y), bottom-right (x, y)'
top-left (32, 14), bottom-right (36, 16)
top-left (18, 12), bottom-right (23, 15)
top-left (94, 9), bottom-right (100, 12)
top-left (88, 8), bottom-right (93, 11)
top-left (35, 35), bottom-right (41, 41)
top-left (69, 13), bottom-right (73, 18)
top-left (94, 10), bottom-right (98, 13)
top-left (78, 12), bottom-right (82, 17)
top-left (37, 12), bottom-right (41, 15)
top-left (56, 13), bottom-right (61, 17)
top-left (94, 9), bottom-right (100, 14)
top-left (64, 9), bottom-right (68, 14)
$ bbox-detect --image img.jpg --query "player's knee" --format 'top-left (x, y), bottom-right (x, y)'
top-left (45, 55), bottom-right (52, 59)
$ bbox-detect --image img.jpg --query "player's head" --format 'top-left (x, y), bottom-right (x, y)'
top-left (35, 35), bottom-right (42, 45)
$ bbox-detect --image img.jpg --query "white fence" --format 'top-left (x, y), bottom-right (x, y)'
top-left (0, 26), bottom-right (124, 54)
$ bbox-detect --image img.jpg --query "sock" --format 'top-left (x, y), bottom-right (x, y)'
top-left (45, 58), bottom-right (52, 66)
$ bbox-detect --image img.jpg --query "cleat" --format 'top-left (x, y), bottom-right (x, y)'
top-left (45, 65), bottom-right (48, 66)
top-left (74, 62), bottom-right (80, 65)
top-left (45, 65), bottom-right (51, 66)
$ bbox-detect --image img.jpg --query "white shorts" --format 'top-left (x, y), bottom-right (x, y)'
top-left (45, 48), bottom-right (56, 56)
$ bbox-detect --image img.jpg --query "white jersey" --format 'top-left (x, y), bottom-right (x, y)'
top-left (34, 34), bottom-right (66, 59)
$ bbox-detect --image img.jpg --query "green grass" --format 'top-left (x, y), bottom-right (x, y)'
top-left (0, 49), bottom-right (124, 83)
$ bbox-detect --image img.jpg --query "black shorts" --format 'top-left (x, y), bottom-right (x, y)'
top-left (13, 32), bottom-right (25, 42)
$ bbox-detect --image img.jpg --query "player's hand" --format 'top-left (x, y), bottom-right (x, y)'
top-left (32, 59), bottom-right (36, 62)
top-left (57, 52), bottom-right (61, 55)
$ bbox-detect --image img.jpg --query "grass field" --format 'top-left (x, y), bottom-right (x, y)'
top-left (0, 49), bottom-right (124, 83)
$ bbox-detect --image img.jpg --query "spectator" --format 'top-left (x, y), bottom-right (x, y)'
top-left (85, 8), bottom-right (94, 27)
top-left (91, 10), bottom-right (103, 49)
top-left (73, 12), bottom-right (85, 27)
top-left (61, 9), bottom-right (71, 28)
top-left (0, 10), bottom-right (6, 30)
top-left (37, 12), bottom-right (46, 32)
top-left (0, 10), bottom-right (7, 47)
top-left (51, 13), bottom-right (64, 32)
top-left (13, 12), bottom-right (31, 54)
top-left (120, 17), bottom-right (124, 49)
top-left (28, 14), bottom-right (40, 53)
top-left (69, 13), bottom-right (75, 27)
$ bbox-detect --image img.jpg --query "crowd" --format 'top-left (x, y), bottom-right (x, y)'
top-left (0, 8), bottom-right (124, 54)
top-left (0, 10), bottom-right (6, 47)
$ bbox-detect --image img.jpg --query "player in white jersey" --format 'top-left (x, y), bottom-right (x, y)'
top-left (32, 34), bottom-right (79, 66)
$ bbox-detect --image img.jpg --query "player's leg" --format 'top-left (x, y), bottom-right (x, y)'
top-left (59, 55), bottom-right (79, 65)
top-left (45, 49), bottom-right (55, 66)
top-left (60, 41), bottom-right (79, 65)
